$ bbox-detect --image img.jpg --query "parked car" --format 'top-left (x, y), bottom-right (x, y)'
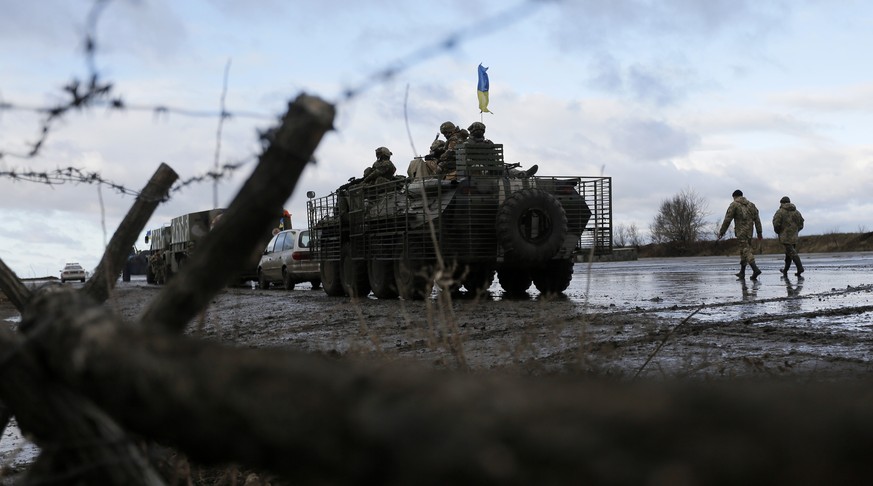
top-left (257, 229), bottom-right (321, 290)
top-left (60, 263), bottom-right (87, 283)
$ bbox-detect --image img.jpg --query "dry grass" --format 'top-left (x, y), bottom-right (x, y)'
top-left (637, 231), bottom-right (873, 258)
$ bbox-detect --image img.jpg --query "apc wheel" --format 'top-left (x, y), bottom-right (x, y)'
top-left (496, 188), bottom-right (568, 265)
top-left (497, 267), bottom-right (532, 296)
top-left (320, 260), bottom-right (345, 296)
top-left (463, 264), bottom-right (495, 295)
top-left (533, 259), bottom-right (574, 295)
top-left (341, 242), bottom-right (370, 298)
top-left (368, 260), bottom-right (398, 299)
top-left (258, 269), bottom-right (269, 290)
top-left (395, 252), bottom-right (430, 300)
top-left (282, 269), bottom-right (296, 291)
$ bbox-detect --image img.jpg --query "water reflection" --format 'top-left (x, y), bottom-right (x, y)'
top-left (782, 275), bottom-right (804, 313)
top-left (783, 276), bottom-right (804, 297)
top-left (739, 279), bottom-right (759, 301)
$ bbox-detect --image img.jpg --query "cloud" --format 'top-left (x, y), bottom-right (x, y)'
top-left (609, 118), bottom-right (699, 161)
top-left (546, 0), bottom-right (791, 48)
top-left (769, 84), bottom-right (873, 113)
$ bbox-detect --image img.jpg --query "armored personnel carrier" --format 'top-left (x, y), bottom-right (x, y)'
top-left (306, 143), bottom-right (612, 299)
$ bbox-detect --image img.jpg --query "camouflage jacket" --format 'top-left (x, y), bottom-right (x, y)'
top-left (719, 196), bottom-right (762, 239)
top-left (364, 157), bottom-right (396, 183)
top-left (772, 203), bottom-right (804, 244)
top-left (438, 130), bottom-right (465, 171)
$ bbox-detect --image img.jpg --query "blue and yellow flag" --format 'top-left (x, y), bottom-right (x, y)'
top-left (477, 63), bottom-right (492, 114)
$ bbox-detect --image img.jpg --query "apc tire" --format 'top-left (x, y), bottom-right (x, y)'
top-left (497, 267), bottom-right (532, 296)
top-left (533, 259), bottom-right (574, 295)
top-left (320, 260), bottom-right (345, 296)
top-left (341, 242), bottom-right (370, 298)
top-left (394, 251), bottom-right (429, 300)
top-left (463, 264), bottom-right (495, 295)
top-left (368, 260), bottom-right (398, 299)
top-left (496, 188), bottom-right (568, 266)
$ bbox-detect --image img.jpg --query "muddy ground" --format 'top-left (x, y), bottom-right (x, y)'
top-left (89, 251), bottom-right (873, 381)
top-left (3, 252), bottom-right (873, 481)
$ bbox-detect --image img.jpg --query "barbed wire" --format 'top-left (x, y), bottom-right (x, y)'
top-left (0, 0), bottom-right (548, 197)
top-left (0, 160), bottom-right (252, 202)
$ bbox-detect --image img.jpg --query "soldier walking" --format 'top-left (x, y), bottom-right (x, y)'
top-left (718, 189), bottom-right (764, 280)
top-left (772, 195), bottom-right (805, 277)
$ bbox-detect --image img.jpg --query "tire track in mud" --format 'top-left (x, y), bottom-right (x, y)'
top-left (105, 280), bottom-right (873, 378)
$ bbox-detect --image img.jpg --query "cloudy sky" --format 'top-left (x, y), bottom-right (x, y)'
top-left (1, 0), bottom-right (872, 277)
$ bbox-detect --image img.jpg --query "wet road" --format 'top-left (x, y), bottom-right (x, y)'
top-left (564, 252), bottom-right (873, 326)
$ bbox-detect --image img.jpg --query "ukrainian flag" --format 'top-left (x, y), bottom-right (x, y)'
top-left (477, 63), bottom-right (492, 114)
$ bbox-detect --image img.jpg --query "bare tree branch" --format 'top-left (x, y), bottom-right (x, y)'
top-left (83, 163), bottom-right (179, 303)
top-left (139, 94), bottom-right (335, 333)
top-left (0, 258), bottom-right (31, 312)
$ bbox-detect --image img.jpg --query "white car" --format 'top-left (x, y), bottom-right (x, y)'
top-left (257, 229), bottom-right (321, 290)
top-left (60, 263), bottom-right (87, 283)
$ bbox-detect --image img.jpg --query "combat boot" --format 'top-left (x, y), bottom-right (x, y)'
top-left (793, 256), bottom-right (804, 277)
top-left (780, 256), bottom-right (791, 276)
top-left (749, 261), bottom-right (762, 281)
top-left (525, 164), bottom-right (539, 177)
top-left (735, 263), bottom-right (747, 279)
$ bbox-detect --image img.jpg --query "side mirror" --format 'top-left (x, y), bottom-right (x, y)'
top-left (306, 191), bottom-right (316, 199)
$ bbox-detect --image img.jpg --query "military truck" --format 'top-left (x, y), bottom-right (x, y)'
top-left (145, 208), bottom-right (287, 285)
top-left (306, 143), bottom-right (612, 299)
top-left (144, 209), bottom-right (225, 284)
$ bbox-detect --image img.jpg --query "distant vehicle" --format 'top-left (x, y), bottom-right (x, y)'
top-left (144, 209), bottom-right (225, 285)
top-left (60, 263), bottom-right (87, 283)
top-left (257, 229), bottom-right (321, 290)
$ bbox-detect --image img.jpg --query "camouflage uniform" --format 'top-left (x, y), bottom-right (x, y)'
top-left (438, 121), bottom-right (463, 177)
top-left (466, 121), bottom-right (492, 144)
top-left (414, 139), bottom-right (445, 177)
top-left (466, 122), bottom-right (537, 177)
top-left (149, 251), bottom-right (166, 284)
top-left (772, 196), bottom-right (805, 276)
top-left (362, 147), bottom-right (396, 185)
top-left (718, 190), bottom-right (763, 279)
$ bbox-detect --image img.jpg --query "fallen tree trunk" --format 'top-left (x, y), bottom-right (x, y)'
top-left (19, 288), bottom-right (873, 484)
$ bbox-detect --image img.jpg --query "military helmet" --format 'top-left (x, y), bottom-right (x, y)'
top-left (430, 139), bottom-right (446, 152)
top-left (439, 121), bottom-right (456, 134)
top-left (375, 146), bottom-right (393, 157)
top-left (468, 121), bottom-right (486, 133)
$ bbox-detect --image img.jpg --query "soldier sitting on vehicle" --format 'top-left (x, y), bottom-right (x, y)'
top-left (362, 146), bottom-right (397, 185)
top-left (466, 121), bottom-right (492, 144)
top-left (437, 121), bottom-right (464, 178)
top-left (466, 121), bottom-right (538, 177)
top-left (407, 139), bottom-right (445, 179)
